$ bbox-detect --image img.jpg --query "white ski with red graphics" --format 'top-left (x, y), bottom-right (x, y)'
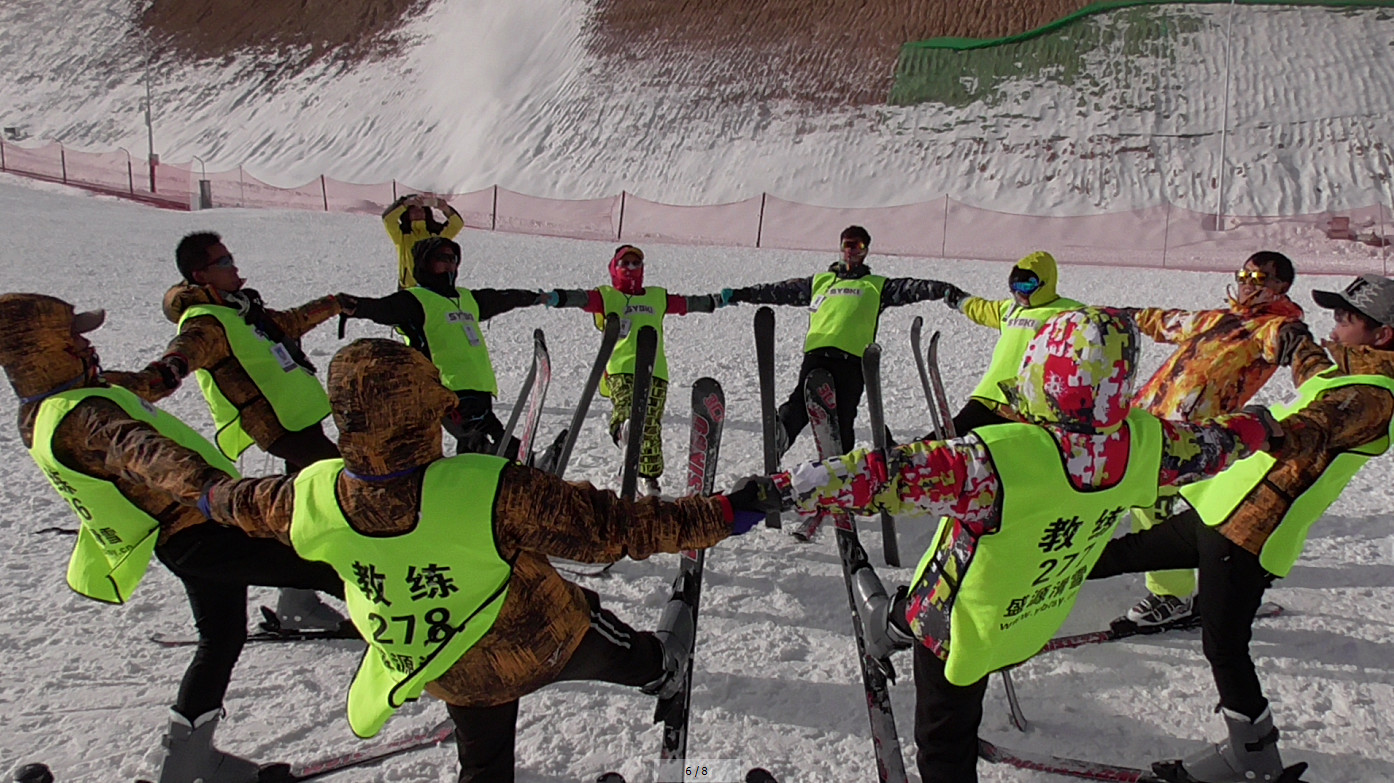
top-left (498, 328), bottom-right (550, 460)
top-left (754, 306), bottom-right (781, 528)
top-left (654, 378), bottom-right (725, 765)
top-left (909, 317), bottom-right (945, 438)
top-left (860, 343), bottom-right (901, 567)
top-left (805, 368), bottom-right (909, 783)
top-left (979, 739), bottom-right (1309, 783)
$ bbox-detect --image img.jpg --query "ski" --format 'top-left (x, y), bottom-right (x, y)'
top-left (518, 329), bottom-right (553, 462)
top-left (620, 324), bottom-right (660, 500)
top-left (861, 343), bottom-right (901, 567)
top-left (596, 768), bottom-right (779, 783)
top-left (150, 626), bottom-right (359, 648)
top-left (805, 369), bottom-right (909, 783)
top-left (909, 317), bottom-right (945, 439)
top-left (654, 378), bottom-right (725, 767)
top-left (552, 314), bottom-right (622, 477)
top-left (921, 331), bottom-right (1028, 731)
top-left (754, 305), bottom-right (781, 528)
top-left (258, 718), bottom-right (456, 782)
top-left (498, 329), bottom-right (548, 459)
top-left (979, 738), bottom-right (1165, 782)
top-left (1037, 602), bottom-right (1284, 656)
top-left (980, 739), bottom-right (1309, 783)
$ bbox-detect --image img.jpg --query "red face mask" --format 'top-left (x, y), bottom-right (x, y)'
top-left (609, 247), bottom-right (645, 294)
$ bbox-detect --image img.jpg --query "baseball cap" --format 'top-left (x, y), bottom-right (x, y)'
top-left (1312, 274), bottom-right (1394, 327)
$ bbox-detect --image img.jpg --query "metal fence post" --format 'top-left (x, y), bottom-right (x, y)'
top-left (0, 138), bottom-right (6, 171)
top-left (940, 197), bottom-right (950, 258)
top-left (617, 190), bottom-right (626, 240)
top-left (320, 175), bottom-right (329, 211)
top-left (491, 185), bottom-right (498, 231)
top-left (756, 193), bottom-right (767, 248)
top-left (60, 146), bottom-right (67, 183)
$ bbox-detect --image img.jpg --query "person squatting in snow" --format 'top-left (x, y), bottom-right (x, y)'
top-left (733, 307), bottom-right (1283, 783)
top-left (0, 293), bottom-right (347, 783)
top-left (1114, 251), bottom-right (1305, 630)
top-left (335, 235), bottom-right (545, 457)
top-left (542, 244), bottom-right (723, 496)
top-left (198, 337), bottom-right (769, 783)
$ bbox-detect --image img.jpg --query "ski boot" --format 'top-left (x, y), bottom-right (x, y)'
top-left (158, 708), bottom-right (261, 783)
top-left (1123, 592), bottom-right (1194, 628)
top-left (641, 477), bottom-right (662, 497)
top-left (1152, 706), bottom-right (1288, 783)
top-left (640, 593), bottom-right (696, 701)
top-left (273, 588), bottom-right (347, 632)
top-left (850, 564), bottom-right (914, 672)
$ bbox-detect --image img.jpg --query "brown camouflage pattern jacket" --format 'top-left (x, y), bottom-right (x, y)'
top-left (157, 284), bottom-right (340, 449)
top-left (1216, 338), bottom-right (1394, 556)
top-left (203, 463), bottom-right (733, 707)
top-left (20, 380), bottom-right (226, 543)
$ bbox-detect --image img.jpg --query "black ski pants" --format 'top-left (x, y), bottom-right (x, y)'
top-left (1089, 508), bottom-right (1276, 720)
top-left (266, 421), bottom-right (340, 473)
top-left (913, 644), bottom-right (990, 783)
top-left (951, 398), bottom-right (1010, 437)
top-left (444, 390), bottom-right (518, 458)
top-left (155, 523), bottom-right (344, 720)
top-left (446, 588), bottom-right (665, 783)
top-left (777, 347), bottom-right (865, 453)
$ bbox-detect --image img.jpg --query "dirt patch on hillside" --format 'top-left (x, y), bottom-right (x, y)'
top-left (589, 0), bottom-right (1097, 106)
top-left (140, 0), bottom-right (430, 64)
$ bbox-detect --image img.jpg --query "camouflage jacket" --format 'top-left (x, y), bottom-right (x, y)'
top-left (203, 463), bottom-right (733, 707)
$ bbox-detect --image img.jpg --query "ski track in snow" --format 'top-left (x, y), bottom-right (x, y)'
top-left (0, 176), bottom-right (1391, 781)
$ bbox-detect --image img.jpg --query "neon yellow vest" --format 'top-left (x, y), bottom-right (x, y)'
top-left (1181, 370), bottom-right (1394, 577)
top-left (406, 287), bottom-right (498, 395)
top-left (914, 410), bottom-right (1161, 685)
top-left (28, 386), bottom-right (238, 604)
top-left (290, 457), bottom-right (513, 737)
top-left (970, 297), bottom-right (1084, 405)
top-left (803, 273), bottom-right (886, 357)
top-left (179, 304), bottom-right (331, 458)
top-left (599, 286), bottom-right (669, 381)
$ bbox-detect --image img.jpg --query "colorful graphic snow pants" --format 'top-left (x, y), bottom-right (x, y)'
top-left (607, 373), bottom-right (668, 479)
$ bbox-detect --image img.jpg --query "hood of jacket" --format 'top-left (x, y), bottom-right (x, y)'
top-left (411, 236), bottom-right (463, 297)
top-left (0, 293), bottom-right (104, 400)
top-left (328, 338), bottom-right (456, 476)
top-left (1014, 250), bottom-right (1061, 307)
top-left (1002, 307), bottom-right (1139, 434)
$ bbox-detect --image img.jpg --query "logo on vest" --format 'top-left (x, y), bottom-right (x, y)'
top-left (1004, 315), bottom-right (1043, 330)
top-left (997, 506), bottom-right (1127, 631)
top-left (623, 304), bottom-right (657, 316)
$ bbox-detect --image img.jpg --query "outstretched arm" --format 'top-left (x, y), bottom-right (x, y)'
top-left (202, 474), bottom-right (297, 545)
top-left (493, 463), bottom-right (736, 563)
top-left (266, 295), bottom-right (342, 340)
top-left (726, 278), bottom-right (814, 308)
top-left (474, 289), bottom-right (545, 321)
top-left (666, 293), bottom-right (718, 315)
top-left (772, 436), bottom-right (1001, 528)
top-left (880, 278), bottom-right (959, 308)
top-left (1131, 307), bottom-right (1204, 344)
top-left (1158, 412), bottom-right (1274, 488)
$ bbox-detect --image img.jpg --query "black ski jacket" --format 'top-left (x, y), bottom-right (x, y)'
top-left (729, 263), bottom-right (948, 312)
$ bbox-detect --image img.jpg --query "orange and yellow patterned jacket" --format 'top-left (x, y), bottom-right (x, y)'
top-left (1132, 296), bottom-right (1304, 421)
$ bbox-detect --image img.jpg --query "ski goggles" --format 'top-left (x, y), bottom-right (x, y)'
top-left (1235, 269), bottom-right (1270, 285)
top-left (1009, 277), bottom-right (1043, 296)
top-left (204, 254), bottom-right (236, 269)
top-left (841, 240), bottom-right (867, 251)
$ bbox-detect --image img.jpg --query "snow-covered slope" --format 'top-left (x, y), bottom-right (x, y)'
top-left (0, 177), bottom-right (1390, 782)
top-left (4, 3), bottom-right (1394, 214)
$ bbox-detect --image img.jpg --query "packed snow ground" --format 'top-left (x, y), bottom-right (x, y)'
top-left (0, 176), bottom-right (1392, 781)
top-left (5, 3), bottom-right (1394, 214)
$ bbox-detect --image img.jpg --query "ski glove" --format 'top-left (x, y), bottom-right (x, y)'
top-left (1274, 320), bottom-right (1313, 367)
top-left (545, 289), bottom-right (588, 309)
top-left (726, 475), bottom-right (784, 516)
top-left (147, 353), bottom-right (189, 391)
top-left (1240, 404), bottom-right (1285, 452)
top-left (334, 292), bottom-right (360, 316)
top-left (717, 288), bottom-right (737, 308)
top-left (939, 283), bottom-right (970, 310)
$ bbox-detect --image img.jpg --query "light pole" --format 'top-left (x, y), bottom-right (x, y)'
top-left (103, 8), bottom-right (156, 192)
